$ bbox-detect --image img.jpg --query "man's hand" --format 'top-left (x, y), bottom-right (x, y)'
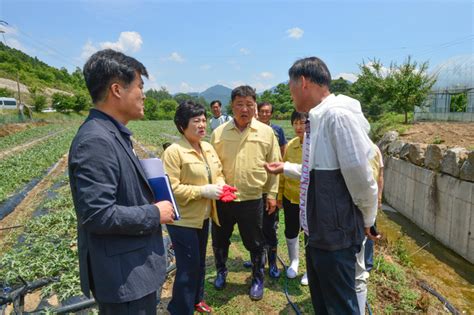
top-left (155, 200), bottom-right (175, 224)
top-left (264, 162), bottom-right (284, 174)
top-left (365, 226), bottom-right (381, 241)
top-left (266, 198), bottom-right (277, 214)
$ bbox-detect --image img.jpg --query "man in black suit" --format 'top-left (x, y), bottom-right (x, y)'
top-left (69, 49), bottom-right (175, 314)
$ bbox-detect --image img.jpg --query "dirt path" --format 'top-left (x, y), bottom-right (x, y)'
top-left (0, 154), bottom-right (68, 248)
top-left (400, 121), bottom-right (474, 148)
top-left (0, 121), bottom-right (49, 137)
top-left (0, 129), bottom-right (66, 160)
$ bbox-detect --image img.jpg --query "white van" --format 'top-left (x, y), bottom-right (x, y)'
top-left (0, 97), bottom-right (18, 109)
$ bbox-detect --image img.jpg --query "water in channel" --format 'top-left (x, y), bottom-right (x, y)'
top-left (378, 204), bottom-right (474, 313)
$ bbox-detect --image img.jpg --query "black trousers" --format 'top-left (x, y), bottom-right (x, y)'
top-left (166, 219), bottom-right (209, 315)
top-left (305, 245), bottom-right (360, 315)
top-left (212, 199), bottom-right (264, 253)
top-left (282, 196), bottom-right (300, 239)
top-left (262, 194), bottom-right (279, 248)
top-left (97, 291), bottom-right (157, 315)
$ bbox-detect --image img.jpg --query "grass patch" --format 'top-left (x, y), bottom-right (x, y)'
top-left (369, 112), bottom-right (413, 142)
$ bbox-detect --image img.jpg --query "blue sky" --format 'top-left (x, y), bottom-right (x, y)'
top-left (1, 0), bottom-right (472, 93)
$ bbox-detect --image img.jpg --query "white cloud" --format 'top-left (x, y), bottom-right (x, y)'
top-left (333, 72), bottom-right (358, 83)
top-left (80, 31), bottom-right (143, 60)
top-left (240, 48), bottom-right (251, 55)
top-left (100, 31), bottom-right (143, 52)
top-left (365, 61), bottom-right (391, 77)
top-left (81, 40), bottom-right (97, 60)
top-left (166, 52), bottom-right (185, 63)
top-left (171, 82), bottom-right (209, 94)
top-left (253, 82), bottom-right (273, 93)
top-left (259, 72), bottom-right (274, 80)
top-left (200, 64), bottom-right (211, 71)
top-left (5, 38), bottom-right (26, 52)
top-left (1, 24), bottom-right (18, 36)
top-left (179, 82), bottom-right (193, 92)
top-left (286, 27), bottom-right (304, 39)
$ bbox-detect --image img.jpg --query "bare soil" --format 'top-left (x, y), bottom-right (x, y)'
top-left (399, 122), bottom-right (474, 148)
top-left (0, 121), bottom-right (48, 137)
top-left (0, 154), bottom-right (68, 248)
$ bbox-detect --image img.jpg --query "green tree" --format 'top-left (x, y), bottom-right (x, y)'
top-left (173, 93), bottom-right (193, 105)
top-left (32, 94), bottom-right (47, 112)
top-left (73, 93), bottom-right (91, 113)
top-left (0, 87), bottom-right (15, 97)
top-left (146, 87), bottom-right (172, 103)
top-left (350, 59), bottom-right (390, 119)
top-left (386, 57), bottom-right (436, 123)
top-left (159, 99), bottom-right (178, 119)
top-left (51, 93), bottom-right (74, 113)
top-left (331, 77), bottom-right (351, 95)
top-left (144, 98), bottom-right (159, 120)
top-left (449, 92), bottom-right (467, 112)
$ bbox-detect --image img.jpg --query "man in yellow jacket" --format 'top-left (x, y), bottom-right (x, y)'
top-left (210, 85), bottom-right (281, 301)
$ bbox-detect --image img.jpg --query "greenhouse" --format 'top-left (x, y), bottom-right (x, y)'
top-left (416, 54), bottom-right (474, 121)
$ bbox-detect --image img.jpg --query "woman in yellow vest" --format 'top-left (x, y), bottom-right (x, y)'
top-left (277, 110), bottom-right (309, 285)
top-left (162, 100), bottom-right (226, 314)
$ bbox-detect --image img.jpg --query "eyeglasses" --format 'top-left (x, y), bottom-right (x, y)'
top-left (234, 103), bottom-right (255, 110)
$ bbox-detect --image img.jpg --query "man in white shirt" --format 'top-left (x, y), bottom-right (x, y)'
top-left (265, 57), bottom-right (379, 314)
top-left (209, 100), bottom-right (231, 131)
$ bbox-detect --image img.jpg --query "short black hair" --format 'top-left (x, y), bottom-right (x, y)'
top-left (83, 49), bottom-right (148, 104)
top-left (257, 102), bottom-right (273, 113)
top-left (288, 57), bottom-right (331, 88)
top-left (231, 85), bottom-right (256, 102)
top-left (174, 100), bottom-right (207, 134)
top-left (290, 110), bottom-right (308, 125)
top-left (210, 100), bottom-right (222, 107)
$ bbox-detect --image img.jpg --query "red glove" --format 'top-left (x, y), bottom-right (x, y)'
top-left (219, 185), bottom-right (238, 202)
top-left (222, 184), bottom-right (237, 193)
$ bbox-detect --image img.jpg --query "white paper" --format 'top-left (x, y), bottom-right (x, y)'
top-left (140, 158), bottom-right (165, 179)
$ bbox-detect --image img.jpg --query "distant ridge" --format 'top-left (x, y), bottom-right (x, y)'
top-left (199, 84), bottom-right (232, 105)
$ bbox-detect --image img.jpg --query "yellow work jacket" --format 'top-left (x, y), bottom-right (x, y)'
top-left (278, 136), bottom-right (302, 204)
top-left (162, 138), bottom-right (225, 228)
top-left (210, 118), bottom-right (280, 201)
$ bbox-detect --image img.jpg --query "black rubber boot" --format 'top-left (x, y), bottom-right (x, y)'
top-left (249, 250), bottom-right (265, 301)
top-left (268, 247), bottom-right (281, 279)
top-left (213, 246), bottom-right (228, 290)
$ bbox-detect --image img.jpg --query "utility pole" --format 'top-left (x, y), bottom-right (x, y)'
top-left (16, 72), bottom-right (24, 120)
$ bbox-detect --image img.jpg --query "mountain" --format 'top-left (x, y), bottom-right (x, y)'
top-left (0, 43), bottom-right (86, 95)
top-left (199, 84), bottom-right (232, 105)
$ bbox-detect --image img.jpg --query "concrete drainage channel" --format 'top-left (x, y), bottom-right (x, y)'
top-left (378, 204), bottom-right (474, 312)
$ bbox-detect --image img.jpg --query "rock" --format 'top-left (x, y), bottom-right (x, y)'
top-left (408, 143), bottom-right (427, 166)
top-left (387, 140), bottom-right (406, 157)
top-left (377, 131), bottom-right (399, 153)
top-left (460, 160), bottom-right (474, 182)
top-left (441, 147), bottom-right (469, 178)
top-left (399, 143), bottom-right (411, 161)
top-left (425, 144), bottom-right (447, 171)
top-left (468, 151), bottom-right (474, 165)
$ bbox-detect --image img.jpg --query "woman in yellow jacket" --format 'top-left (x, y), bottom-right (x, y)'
top-left (163, 100), bottom-right (225, 315)
top-left (277, 111), bottom-right (309, 285)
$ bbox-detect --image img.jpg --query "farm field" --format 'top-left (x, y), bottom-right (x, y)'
top-left (0, 116), bottom-right (451, 314)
